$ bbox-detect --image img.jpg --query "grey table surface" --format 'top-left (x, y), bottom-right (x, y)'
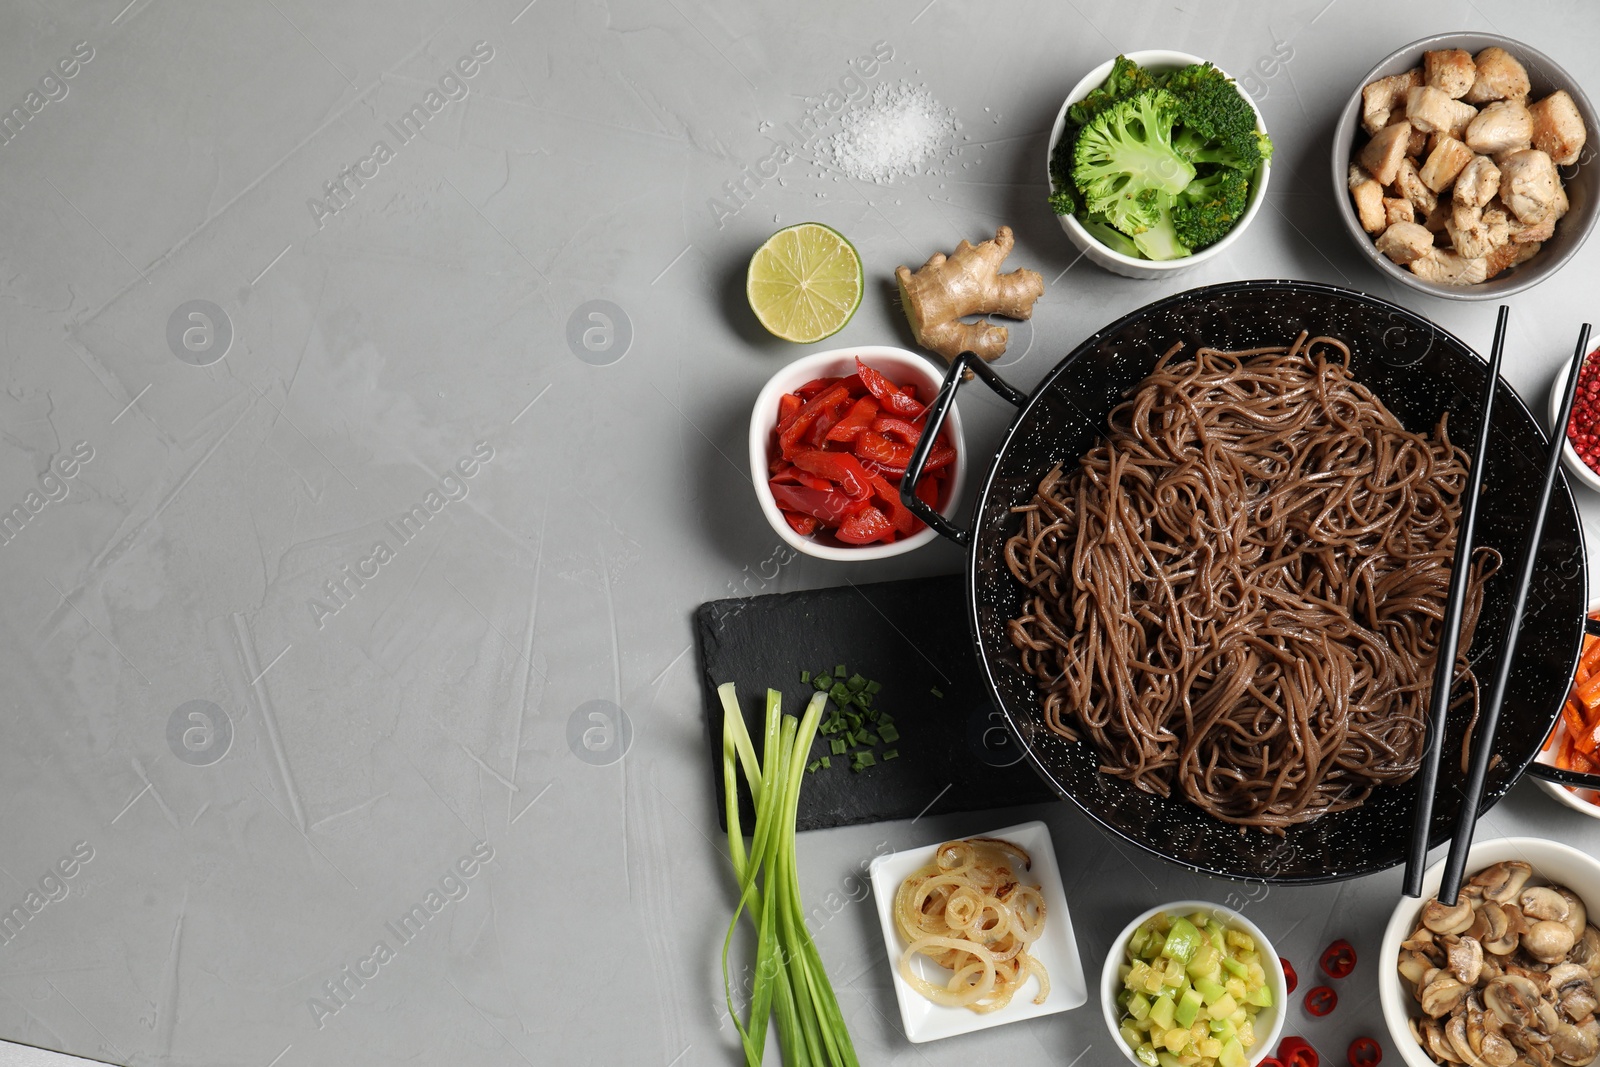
top-left (5, 1), bottom-right (1600, 1065)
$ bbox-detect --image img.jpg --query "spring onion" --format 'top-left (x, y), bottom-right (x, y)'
top-left (719, 683), bottom-right (859, 1067)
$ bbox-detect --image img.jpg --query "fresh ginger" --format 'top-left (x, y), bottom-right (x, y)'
top-left (895, 226), bottom-right (1044, 363)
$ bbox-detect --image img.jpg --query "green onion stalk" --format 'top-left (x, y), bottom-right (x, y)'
top-left (719, 683), bottom-right (859, 1067)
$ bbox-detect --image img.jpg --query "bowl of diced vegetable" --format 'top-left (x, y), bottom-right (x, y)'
top-left (1101, 900), bottom-right (1287, 1067)
top-left (750, 346), bottom-right (965, 561)
top-left (1046, 51), bottom-right (1272, 279)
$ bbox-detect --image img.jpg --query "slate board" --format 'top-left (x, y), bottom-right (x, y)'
top-left (695, 574), bottom-right (1058, 832)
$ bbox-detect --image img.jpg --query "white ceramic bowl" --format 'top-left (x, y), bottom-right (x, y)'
top-left (1379, 837), bottom-right (1600, 1067)
top-left (1046, 50), bottom-right (1272, 280)
top-left (1100, 900), bottom-right (1287, 1067)
top-left (1551, 357), bottom-right (1600, 495)
top-left (1533, 775), bottom-right (1600, 818)
top-left (748, 346), bottom-right (966, 561)
top-left (1331, 33), bottom-right (1600, 301)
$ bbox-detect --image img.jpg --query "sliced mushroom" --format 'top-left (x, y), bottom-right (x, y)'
top-left (1549, 964), bottom-right (1599, 1023)
top-left (1557, 890), bottom-right (1588, 941)
top-left (1451, 937), bottom-right (1488, 985)
top-left (1474, 903), bottom-right (1518, 954)
top-left (1404, 949), bottom-right (1439, 986)
top-left (1474, 862), bottom-right (1535, 904)
top-left (1450, 1013), bottom-right (1495, 1067)
top-left (1526, 888), bottom-right (1573, 923)
top-left (1485, 974), bottom-right (1545, 1030)
top-left (1480, 1018), bottom-right (1520, 1067)
top-left (1428, 975), bottom-right (1474, 1018)
top-left (1550, 1018), bottom-right (1600, 1066)
top-left (1423, 1016), bottom-right (1463, 1063)
top-left (1530, 922), bottom-right (1580, 965)
top-left (1572, 927), bottom-right (1600, 979)
top-left (1429, 898), bottom-right (1482, 935)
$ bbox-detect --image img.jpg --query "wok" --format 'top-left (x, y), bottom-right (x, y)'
top-left (901, 280), bottom-right (1587, 883)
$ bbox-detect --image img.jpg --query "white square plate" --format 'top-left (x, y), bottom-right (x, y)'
top-left (867, 819), bottom-right (1088, 1042)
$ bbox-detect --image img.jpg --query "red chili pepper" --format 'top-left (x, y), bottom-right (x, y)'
top-left (792, 449), bottom-right (872, 499)
top-left (1281, 957), bottom-right (1298, 994)
top-left (1304, 985), bottom-right (1337, 1017)
top-left (1259, 1060), bottom-right (1284, 1067)
top-left (1347, 1037), bottom-right (1381, 1067)
top-left (836, 504), bottom-right (893, 544)
top-left (781, 510), bottom-right (817, 536)
top-left (768, 482), bottom-right (860, 525)
top-left (825, 397), bottom-right (879, 444)
top-left (1320, 939), bottom-right (1356, 980)
top-left (1279, 1037), bottom-right (1320, 1067)
top-left (856, 358), bottom-right (925, 418)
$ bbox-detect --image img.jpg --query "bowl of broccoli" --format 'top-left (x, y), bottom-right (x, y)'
top-left (1046, 50), bottom-right (1273, 279)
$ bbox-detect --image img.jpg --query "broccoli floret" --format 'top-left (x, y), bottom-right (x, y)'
top-left (1072, 89), bottom-right (1196, 236)
top-left (1165, 62), bottom-right (1273, 173)
top-left (1067, 55), bottom-right (1158, 128)
top-left (1171, 168), bottom-right (1251, 250)
top-left (1081, 213), bottom-right (1141, 257)
top-left (1048, 127), bottom-right (1082, 216)
top-left (1130, 195), bottom-right (1189, 260)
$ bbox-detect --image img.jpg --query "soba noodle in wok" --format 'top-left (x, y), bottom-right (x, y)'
top-left (1004, 332), bottom-right (1497, 829)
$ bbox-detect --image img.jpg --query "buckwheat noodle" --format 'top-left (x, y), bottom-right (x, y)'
top-left (1004, 332), bottom-right (1499, 830)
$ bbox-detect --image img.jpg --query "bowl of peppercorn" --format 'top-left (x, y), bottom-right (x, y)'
top-left (1552, 346), bottom-right (1600, 495)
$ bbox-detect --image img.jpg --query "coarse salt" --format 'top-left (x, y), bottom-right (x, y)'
top-left (817, 81), bottom-right (958, 184)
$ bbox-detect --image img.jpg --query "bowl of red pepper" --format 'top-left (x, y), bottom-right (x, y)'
top-left (1553, 347), bottom-right (1600, 496)
top-left (749, 346), bottom-right (965, 560)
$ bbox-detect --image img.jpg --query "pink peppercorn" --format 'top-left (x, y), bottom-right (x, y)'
top-left (1569, 347), bottom-right (1600, 471)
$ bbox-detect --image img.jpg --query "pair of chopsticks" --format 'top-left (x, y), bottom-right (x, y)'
top-left (1403, 309), bottom-right (1593, 905)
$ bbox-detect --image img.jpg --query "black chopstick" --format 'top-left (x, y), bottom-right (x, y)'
top-left (1402, 305), bottom-right (1509, 899)
top-left (1435, 320), bottom-right (1594, 905)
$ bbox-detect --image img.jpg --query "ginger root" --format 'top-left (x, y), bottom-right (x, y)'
top-left (895, 226), bottom-right (1044, 363)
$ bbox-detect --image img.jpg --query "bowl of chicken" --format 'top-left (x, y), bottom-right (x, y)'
top-left (1333, 33), bottom-right (1598, 300)
top-left (1380, 837), bottom-right (1600, 1067)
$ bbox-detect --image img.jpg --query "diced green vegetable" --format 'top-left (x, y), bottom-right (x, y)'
top-left (834, 663), bottom-right (845, 676)
top-left (807, 760), bottom-right (821, 773)
top-left (879, 724), bottom-right (900, 743)
top-left (881, 749), bottom-right (898, 761)
top-left (819, 756), bottom-right (830, 769)
top-left (830, 739), bottom-right (846, 756)
top-left (847, 673), bottom-right (867, 692)
top-left (930, 686), bottom-right (943, 698)
top-left (1175, 987), bottom-right (1204, 1027)
top-left (1161, 917), bottom-right (1202, 966)
top-left (866, 680), bottom-right (882, 694)
top-left (1148, 994), bottom-right (1175, 1031)
top-left (1220, 956), bottom-right (1247, 979)
top-left (800, 670), bottom-right (810, 683)
top-left (813, 675), bottom-right (831, 691)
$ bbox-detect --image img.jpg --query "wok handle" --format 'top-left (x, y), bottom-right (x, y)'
top-left (900, 351), bottom-right (1028, 547)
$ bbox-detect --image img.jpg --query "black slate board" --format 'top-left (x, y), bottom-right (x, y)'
top-left (695, 574), bottom-right (1057, 832)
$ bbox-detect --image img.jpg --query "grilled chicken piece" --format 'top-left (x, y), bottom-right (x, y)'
top-left (1448, 203), bottom-right (1510, 259)
top-left (1363, 69), bottom-right (1424, 135)
top-left (1360, 121), bottom-right (1413, 185)
top-left (1407, 86), bottom-right (1479, 138)
top-left (1420, 136), bottom-right (1475, 192)
top-left (1377, 221), bottom-right (1436, 264)
top-left (1486, 238), bottom-right (1540, 278)
top-left (1454, 155), bottom-right (1502, 208)
top-left (1385, 197), bottom-right (1416, 228)
top-left (1500, 149), bottom-right (1562, 223)
top-left (1411, 249), bottom-right (1490, 285)
top-left (1425, 49), bottom-right (1477, 98)
top-left (1395, 158), bottom-right (1438, 216)
top-left (1352, 178), bottom-right (1386, 233)
top-left (1465, 47), bottom-right (1531, 104)
top-left (1466, 100), bottom-right (1534, 155)
top-left (1529, 91), bottom-right (1587, 166)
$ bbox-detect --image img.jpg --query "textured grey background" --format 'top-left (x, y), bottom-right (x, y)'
top-left (3, 1), bottom-right (1600, 1065)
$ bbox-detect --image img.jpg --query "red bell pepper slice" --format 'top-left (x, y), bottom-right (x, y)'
top-left (1304, 986), bottom-right (1337, 1017)
top-left (1279, 1038), bottom-right (1320, 1067)
top-left (782, 510), bottom-right (817, 536)
top-left (792, 449), bottom-right (872, 499)
top-left (768, 482), bottom-right (860, 525)
top-left (779, 382), bottom-right (851, 459)
top-left (871, 415), bottom-right (924, 445)
top-left (836, 504), bottom-right (893, 544)
top-left (855, 430), bottom-right (914, 472)
top-left (856, 358), bottom-right (924, 418)
top-left (794, 376), bottom-right (841, 400)
top-left (1347, 1037), bottom-right (1381, 1067)
top-left (914, 472), bottom-right (942, 512)
top-left (777, 393), bottom-right (802, 425)
top-left (770, 463), bottom-right (833, 491)
top-left (1320, 939), bottom-right (1356, 980)
top-left (865, 470), bottom-right (916, 537)
top-left (825, 397), bottom-right (880, 444)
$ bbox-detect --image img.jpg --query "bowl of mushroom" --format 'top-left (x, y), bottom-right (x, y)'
top-left (1381, 837), bottom-right (1600, 1067)
top-left (1333, 33), bottom-right (1599, 299)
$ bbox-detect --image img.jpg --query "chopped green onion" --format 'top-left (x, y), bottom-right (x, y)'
top-left (882, 749), bottom-right (899, 761)
top-left (830, 738), bottom-right (846, 756)
top-left (807, 760), bottom-right (822, 773)
top-left (800, 670), bottom-right (810, 684)
top-left (930, 686), bottom-right (944, 699)
top-left (879, 725), bottom-right (900, 743)
top-left (812, 675), bottom-right (831, 692)
top-left (866, 680), bottom-right (882, 694)
top-left (853, 752), bottom-right (876, 770)
top-left (834, 663), bottom-right (846, 677)
top-left (819, 756), bottom-right (830, 769)
top-left (847, 673), bottom-right (867, 692)
top-left (829, 683), bottom-right (849, 703)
